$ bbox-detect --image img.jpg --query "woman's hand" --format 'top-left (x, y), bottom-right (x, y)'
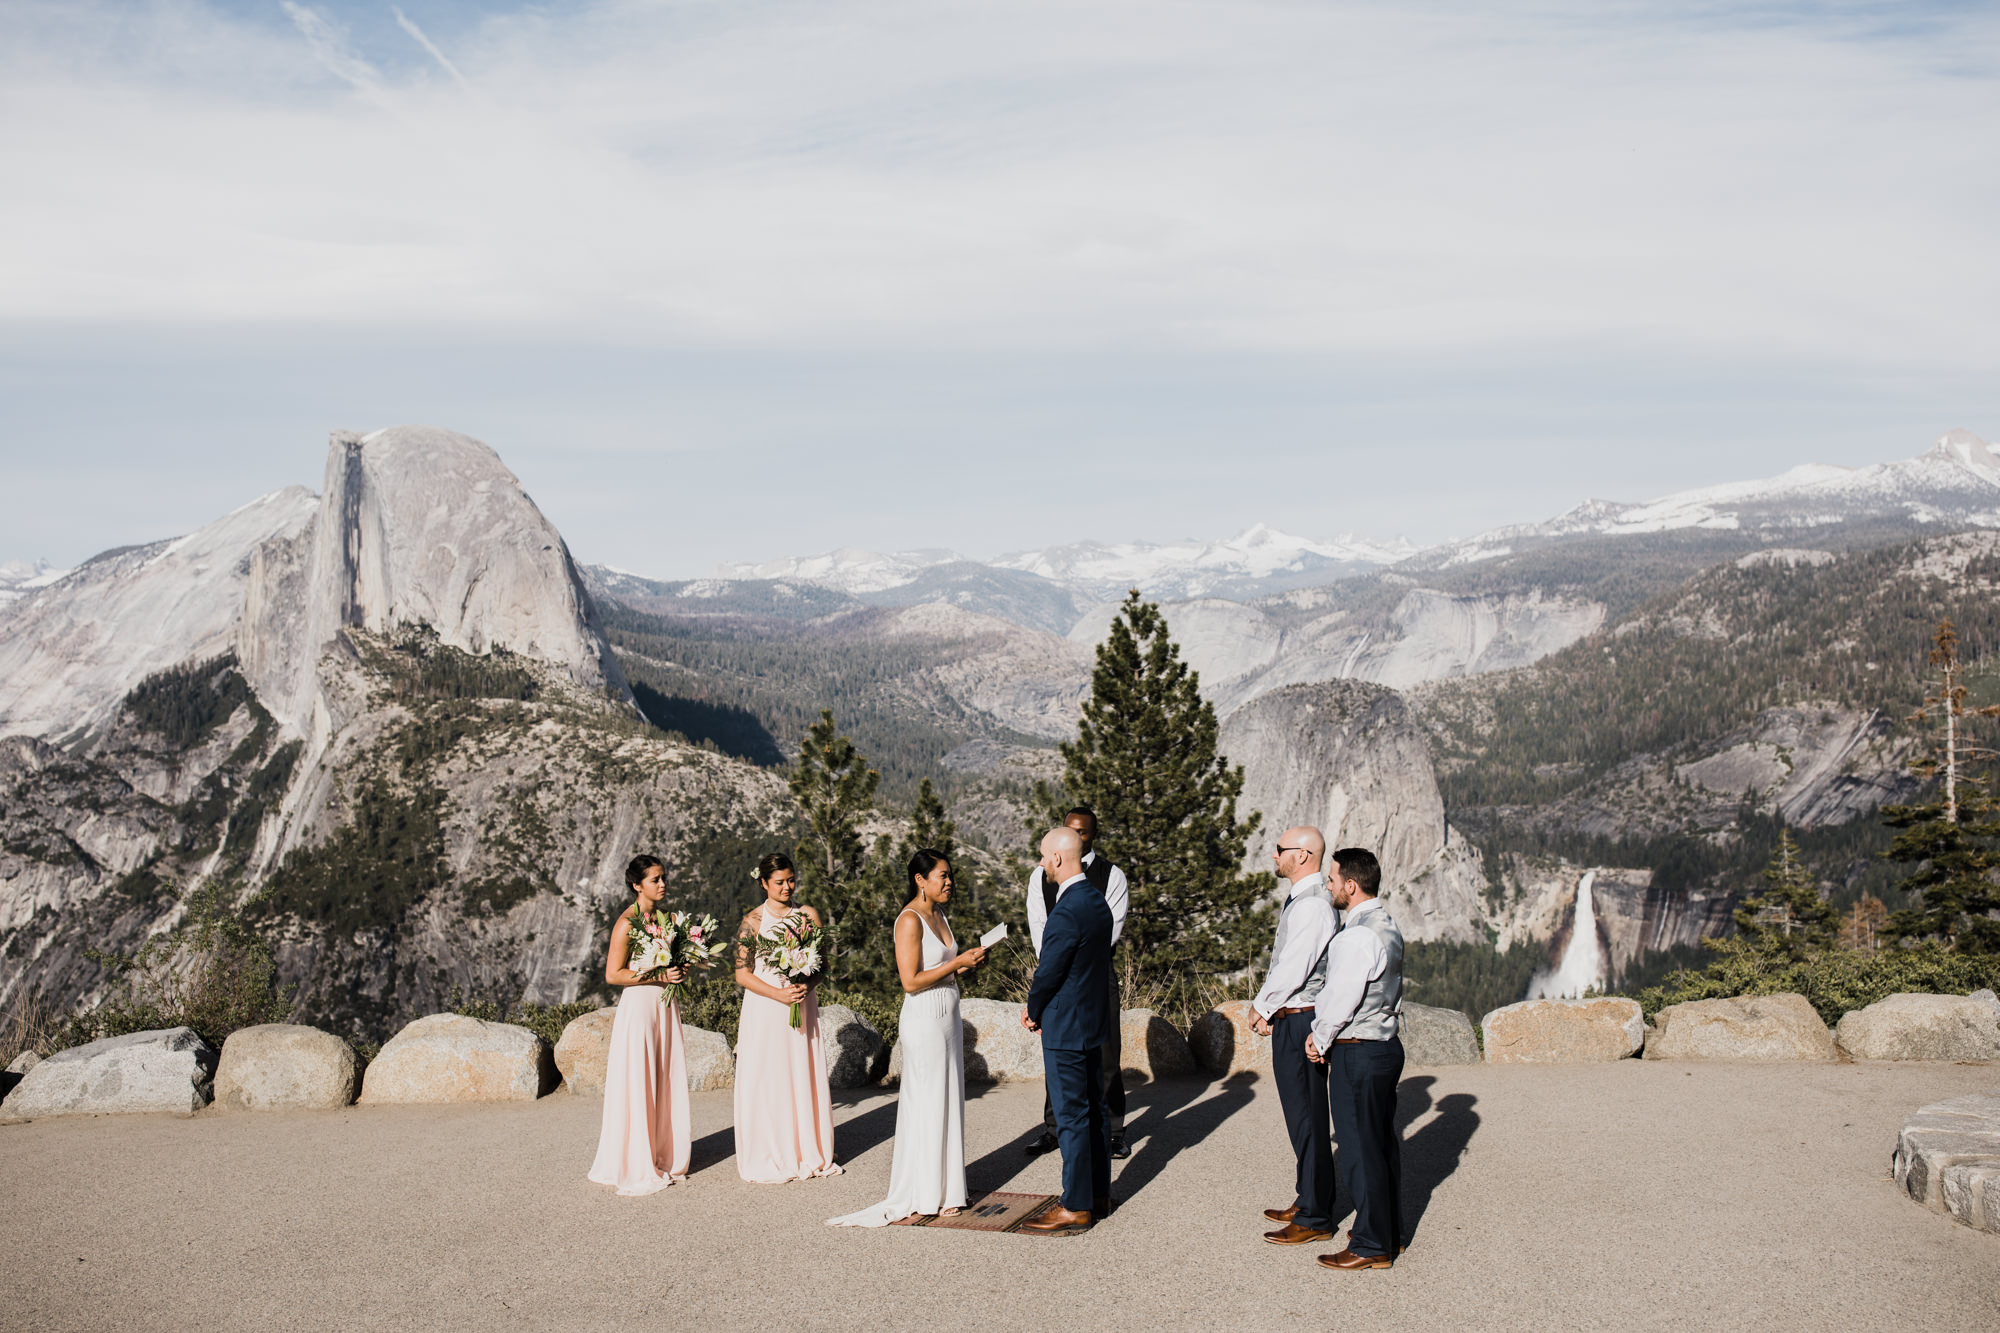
top-left (661, 966), bottom-right (685, 985)
top-left (780, 982), bottom-right (809, 1004)
top-left (955, 946), bottom-right (988, 971)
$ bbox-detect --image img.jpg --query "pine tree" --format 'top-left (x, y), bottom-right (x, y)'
top-left (907, 778), bottom-right (956, 862)
top-left (1882, 621), bottom-right (2000, 954)
top-left (1050, 590), bottom-right (1268, 984)
top-left (1732, 829), bottom-right (1834, 960)
top-left (788, 710), bottom-right (879, 984)
top-left (1838, 894), bottom-right (1888, 953)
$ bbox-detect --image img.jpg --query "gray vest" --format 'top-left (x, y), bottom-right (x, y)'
top-left (1269, 879), bottom-right (1337, 1008)
top-left (1343, 904), bottom-right (1405, 1042)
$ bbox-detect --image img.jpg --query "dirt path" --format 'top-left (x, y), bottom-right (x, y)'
top-left (2, 1061), bottom-right (1995, 1332)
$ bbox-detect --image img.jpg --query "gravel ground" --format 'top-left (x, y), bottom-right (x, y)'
top-left (2, 1061), bottom-right (1996, 1332)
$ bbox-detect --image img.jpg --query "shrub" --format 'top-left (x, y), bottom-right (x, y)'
top-left (821, 987), bottom-right (901, 1043)
top-left (674, 975), bottom-right (743, 1047)
top-left (62, 881), bottom-right (294, 1050)
top-left (1637, 939), bottom-right (2000, 1026)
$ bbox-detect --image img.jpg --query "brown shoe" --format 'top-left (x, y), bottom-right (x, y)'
top-left (1021, 1205), bottom-right (1094, 1236)
top-left (1317, 1249), bottom-right (1393, 1270)
top-left (1262, 1205), bottom-right (1298, 1224)
top-left (1263, 1222), bottom-right (1334, 1245)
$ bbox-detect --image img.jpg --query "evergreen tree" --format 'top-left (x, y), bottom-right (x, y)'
top-left (1838, 894), bottom-right (1888, 953)
top-left (1049, 590), bottom-right (1268, 984)
top-left (907, 778), bottom-right (957, 862)
top-left (788, 710), bottom-right (879, 983)
top-left (1732, 829), bottom-right (1835, 960)
top-left (1882, 621), bottom-right (2000, 954)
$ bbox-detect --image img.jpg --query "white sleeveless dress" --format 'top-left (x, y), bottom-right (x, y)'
top-left (826, 909), bottom-right (968, 1226)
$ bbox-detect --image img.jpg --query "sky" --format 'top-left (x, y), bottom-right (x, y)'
top-left (2, 0), bottom-right (1996, 578)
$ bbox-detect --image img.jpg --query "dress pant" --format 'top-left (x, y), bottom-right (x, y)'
top-left (1271, 1011), bottom-right (1335, 1231)
top-left (1043, 1045), bottom-right (1111, 1211)
top-left (1328, 1035), bottom-right (1405, 1258)
top-left (1043, 969), bottom-right (1125, 1139)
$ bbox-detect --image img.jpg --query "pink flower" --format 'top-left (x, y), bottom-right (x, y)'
top-left (646, 924), bottom-right (663, 937)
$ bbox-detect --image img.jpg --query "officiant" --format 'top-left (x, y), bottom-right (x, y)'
top-left (1023, 805), bottom-right (1130, 1160)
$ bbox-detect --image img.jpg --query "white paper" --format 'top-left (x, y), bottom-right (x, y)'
top-left (979, 923), bottom-right (1009, 949)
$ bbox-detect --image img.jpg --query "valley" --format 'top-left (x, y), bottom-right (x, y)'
top-left (3, 425), bottom-right (1997, 1037)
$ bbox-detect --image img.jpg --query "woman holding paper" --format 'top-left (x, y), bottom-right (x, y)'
top-left (826, 849), bottom-right (987, 1226)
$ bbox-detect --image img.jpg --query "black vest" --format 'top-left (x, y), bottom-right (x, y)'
top-left (1044, 853), bottom-right (1118, 916)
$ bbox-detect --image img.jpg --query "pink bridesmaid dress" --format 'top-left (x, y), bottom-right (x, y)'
top-left (587, 983), bottom-right (691, 1195)
top-left (733, 904), bottom-right (842, 1183)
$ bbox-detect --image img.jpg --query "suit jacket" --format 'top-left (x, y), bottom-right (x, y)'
top-left (1026, 873), bottom-right (1114, 1051)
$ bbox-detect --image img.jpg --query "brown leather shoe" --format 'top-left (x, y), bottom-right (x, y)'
top-left (1021, 1205), bottom-right (1093, 1236)
top-left (1263, 1205), bottom-right (1298, 1224)
top-left (1316, 1249), bottom-right (1393, 1270)
top-left (1263, 1222), bottom-right (1334, 1245)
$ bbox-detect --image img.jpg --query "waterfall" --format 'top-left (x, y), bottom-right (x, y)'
top-left (1529, 870), bottom-right (1603, 1000)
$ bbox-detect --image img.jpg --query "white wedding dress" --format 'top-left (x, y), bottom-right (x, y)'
top-left (826, 909), bottom-right (968, 1226)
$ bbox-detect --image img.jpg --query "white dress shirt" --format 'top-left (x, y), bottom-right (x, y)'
top-left (1252, 872), bottom-right (1339, 1019)
top-left (1311, 896), bottom-right (1391, 1048)
top-left (1026, 851), bottom-right (1128, 954)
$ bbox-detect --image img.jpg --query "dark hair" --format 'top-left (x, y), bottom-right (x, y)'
top-left (1064, 805), bottom-right (1097, 830)
top-left (1331, 847), bottom-right (1381, 896)
top-left (756, 852), bottom-right (795, 884)
top-left (625, 854), bottom-right (664, 889)
top-left (907, 848), bottom-right (950, 897)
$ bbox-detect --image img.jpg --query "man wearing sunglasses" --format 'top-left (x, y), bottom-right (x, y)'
top-left (1250, 825), bottom-right (1340, 1246)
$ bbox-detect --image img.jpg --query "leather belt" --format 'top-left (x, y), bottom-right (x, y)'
top-left (1333, 1037), bottom-right (1374, 1044)
top-left (1270, 1005), bottom-right (1315, 1019)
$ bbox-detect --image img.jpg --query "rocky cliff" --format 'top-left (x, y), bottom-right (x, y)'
top-left (0, 428), bottom-right (787, 1039)
top-left (240, 426), bottom-right (628, 739)
top-left (1070, 587), bottom-right (1607, 718)
top-left (1219, 679), bottom-right (1486, 943)
top-left (0, 488), bottom-right (318, 742)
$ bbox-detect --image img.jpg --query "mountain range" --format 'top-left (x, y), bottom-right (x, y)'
top-left (680, 428), bottom-right (2000, 625)
top-left (1, 424), bottom-right (1993, 1036)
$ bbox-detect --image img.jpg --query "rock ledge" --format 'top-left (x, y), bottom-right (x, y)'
top-left (1894, 1088), bottom-right (2000, 1233)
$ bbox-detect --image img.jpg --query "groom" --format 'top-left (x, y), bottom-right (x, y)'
top-left (1018, 824), bottom-right (1115, 1236)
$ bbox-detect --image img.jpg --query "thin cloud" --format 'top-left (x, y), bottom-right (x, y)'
top-left (393, 6), bottom-right (473, 92)
top-left (280, 2), bottom-right (384, 99)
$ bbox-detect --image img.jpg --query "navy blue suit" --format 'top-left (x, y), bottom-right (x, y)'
top-left (1026, 872), bottom-right (1115, 1211)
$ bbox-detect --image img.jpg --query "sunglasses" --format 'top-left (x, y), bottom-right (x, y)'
top-left (1274, 845), bottom-right (1306, 856)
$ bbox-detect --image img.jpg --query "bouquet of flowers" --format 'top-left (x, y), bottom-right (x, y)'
top-left (628, 906), bottom-right (730, 1004)
top-left (743, 911), bottom-right (829, 1028)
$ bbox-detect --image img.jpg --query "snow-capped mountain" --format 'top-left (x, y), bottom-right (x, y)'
top-left (708, 524), bottom-right (1417, 607)
top-left (0, 559), bottom-right (66, 609)
top-left (1420, 429), bottom-right (2000, 567)
top-left (991, 523), bottom-right (1420, 602)
top-left (709, 547), bottom-right (963, 594)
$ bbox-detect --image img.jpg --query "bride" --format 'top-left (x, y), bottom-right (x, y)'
top-left (827, 848), bottom-right (987, 1227)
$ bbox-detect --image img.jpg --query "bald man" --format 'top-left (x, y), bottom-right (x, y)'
top-left (1017, 825), bottom-right (1115, 1235)
top-left (1250, 826), bottom-right (1342, 1246)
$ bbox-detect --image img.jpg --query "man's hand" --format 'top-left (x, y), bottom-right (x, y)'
top-left (1019, 1006), bottom-right (1039, 1033)
top-left (1250, 1012), bottom-right (1273, 1038)
top-left (1305, 1034), bottom-right (1324, 1064)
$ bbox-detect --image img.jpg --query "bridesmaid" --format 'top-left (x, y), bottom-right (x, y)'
top-left (827, 848), bottom-right (987, 1226)
top-left (587, 854), bottom-right (691, 1196)
top-left (733, 852), bottom-right (842, 1183)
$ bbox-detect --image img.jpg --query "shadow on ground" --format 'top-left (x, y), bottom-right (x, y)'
top-left (692, 1081), bottom-right (1005, 1177)
top-left (1385, 1074), bottom-right (1480, 1245)
top-left (962, 1072), bottom-right (1262, 1201)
